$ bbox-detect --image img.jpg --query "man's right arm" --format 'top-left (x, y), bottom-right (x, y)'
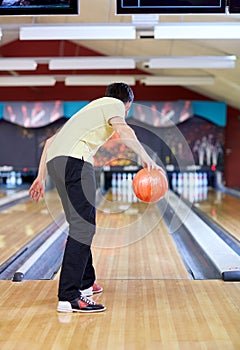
top-left (109, 116), bottom-right (163, 172)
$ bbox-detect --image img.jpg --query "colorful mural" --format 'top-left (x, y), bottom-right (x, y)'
top-left (0, 100), bottom-right (225, 171)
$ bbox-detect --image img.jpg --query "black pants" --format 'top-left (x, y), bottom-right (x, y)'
top-left (47, 156), bottom-right (96, 301)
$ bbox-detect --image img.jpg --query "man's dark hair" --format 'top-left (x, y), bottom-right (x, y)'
top-left (105, 82), bottom-right (134, 103)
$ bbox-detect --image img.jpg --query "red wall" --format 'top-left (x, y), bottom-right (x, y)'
top-left (224, 107), bottom-right (240, 188)
top-left (0, 81), bottom-right (213, 102)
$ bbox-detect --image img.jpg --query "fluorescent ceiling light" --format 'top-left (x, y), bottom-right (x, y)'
top-left (141, 76), bottom-right (215, 86)
top-left (147, 56), bottom-right (236, 69)
top-left (49, 57), bottom-right (136, 70)
top-left (20, 25), bottom-right (136, 40)
top-left (65, 75), bottom-right (135, 86)
top-left (0, 58), bottom-right (37, 71)
top-left (0, 76), bottom-right (56, 86)
top-left (154, 22), bottom-right (240, 39)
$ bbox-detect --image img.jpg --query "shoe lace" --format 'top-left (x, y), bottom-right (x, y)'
top-left (80, 295), bottom-right (96, 305)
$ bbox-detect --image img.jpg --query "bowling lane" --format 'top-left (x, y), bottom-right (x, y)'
top-left (0, 187), bottom-right (30, 208)
top-left (0, 189), bottom-right (63, 266)
top-left (90, 191), bottom-right (191, 280)
top-left (55, 191), bottom-right (191, 280)
top-left (193, 188), bottom-right (240, 242)
top-left (0, 187), bottom-right (26, 199)
top-left (0, 192), bottom-right (6, 199)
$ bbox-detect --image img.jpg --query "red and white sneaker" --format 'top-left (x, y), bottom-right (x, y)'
top-left (80, 283), bottom-right (103, 297)
top-left (57, 295), bottom-right (106, 313)
top-left (92, 283), bottom-right (103, 295)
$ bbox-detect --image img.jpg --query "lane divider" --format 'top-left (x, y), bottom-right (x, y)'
top-left (12, 222), bottom-right (68, 282)
top-left (167, 191), bottom-right (240, 281)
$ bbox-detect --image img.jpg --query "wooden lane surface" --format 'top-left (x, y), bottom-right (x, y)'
top-left (0, 188), bottom-right (20, 199)
top-left (55, 192), bottom-right (190, 280)
top-left (195, 189), bottom-right (240, 241)
top-left (0, 279), bottom-right (239, 349)
top-left (93, 200), bottom-right (190, 280)
top-left (0, 192), bottom-right (6, 199)
top-left (0, 189), bottom-right (63, 266)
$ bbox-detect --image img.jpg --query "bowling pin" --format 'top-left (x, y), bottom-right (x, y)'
top-left (178, 172), bottom-right (183, 187)
top-left (171, 172), bottom-right (177, 191)
top-left (10, 171), bottom-right (16, 187)
top-left (111, 173), bottom-right (117, 201)
top-left (117, 173), bottom-right (122, 201)
top-left (16, 172), bottom-right (22, 186)
top-left (203, 172), bottom-right (208, 187)
top-left (111, 172), bottom-right (116, 188)
top-left (198, 172), bottom-right (203, 186)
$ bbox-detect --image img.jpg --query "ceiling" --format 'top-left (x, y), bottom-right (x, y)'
top-left (0, 0), bottom-right (240, 111)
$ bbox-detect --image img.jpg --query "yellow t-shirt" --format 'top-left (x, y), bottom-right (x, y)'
top-left (46, 97), bottom-right (125, 164)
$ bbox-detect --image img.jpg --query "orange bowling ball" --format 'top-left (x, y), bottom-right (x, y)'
top-left (132, 168), bottom-right (168, 203)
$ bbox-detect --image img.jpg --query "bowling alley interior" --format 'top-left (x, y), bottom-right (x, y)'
top-left (0, 1), bottom-right (240, 349)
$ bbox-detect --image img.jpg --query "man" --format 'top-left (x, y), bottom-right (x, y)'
top-left (29, 83), bottom-right (162, 313)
